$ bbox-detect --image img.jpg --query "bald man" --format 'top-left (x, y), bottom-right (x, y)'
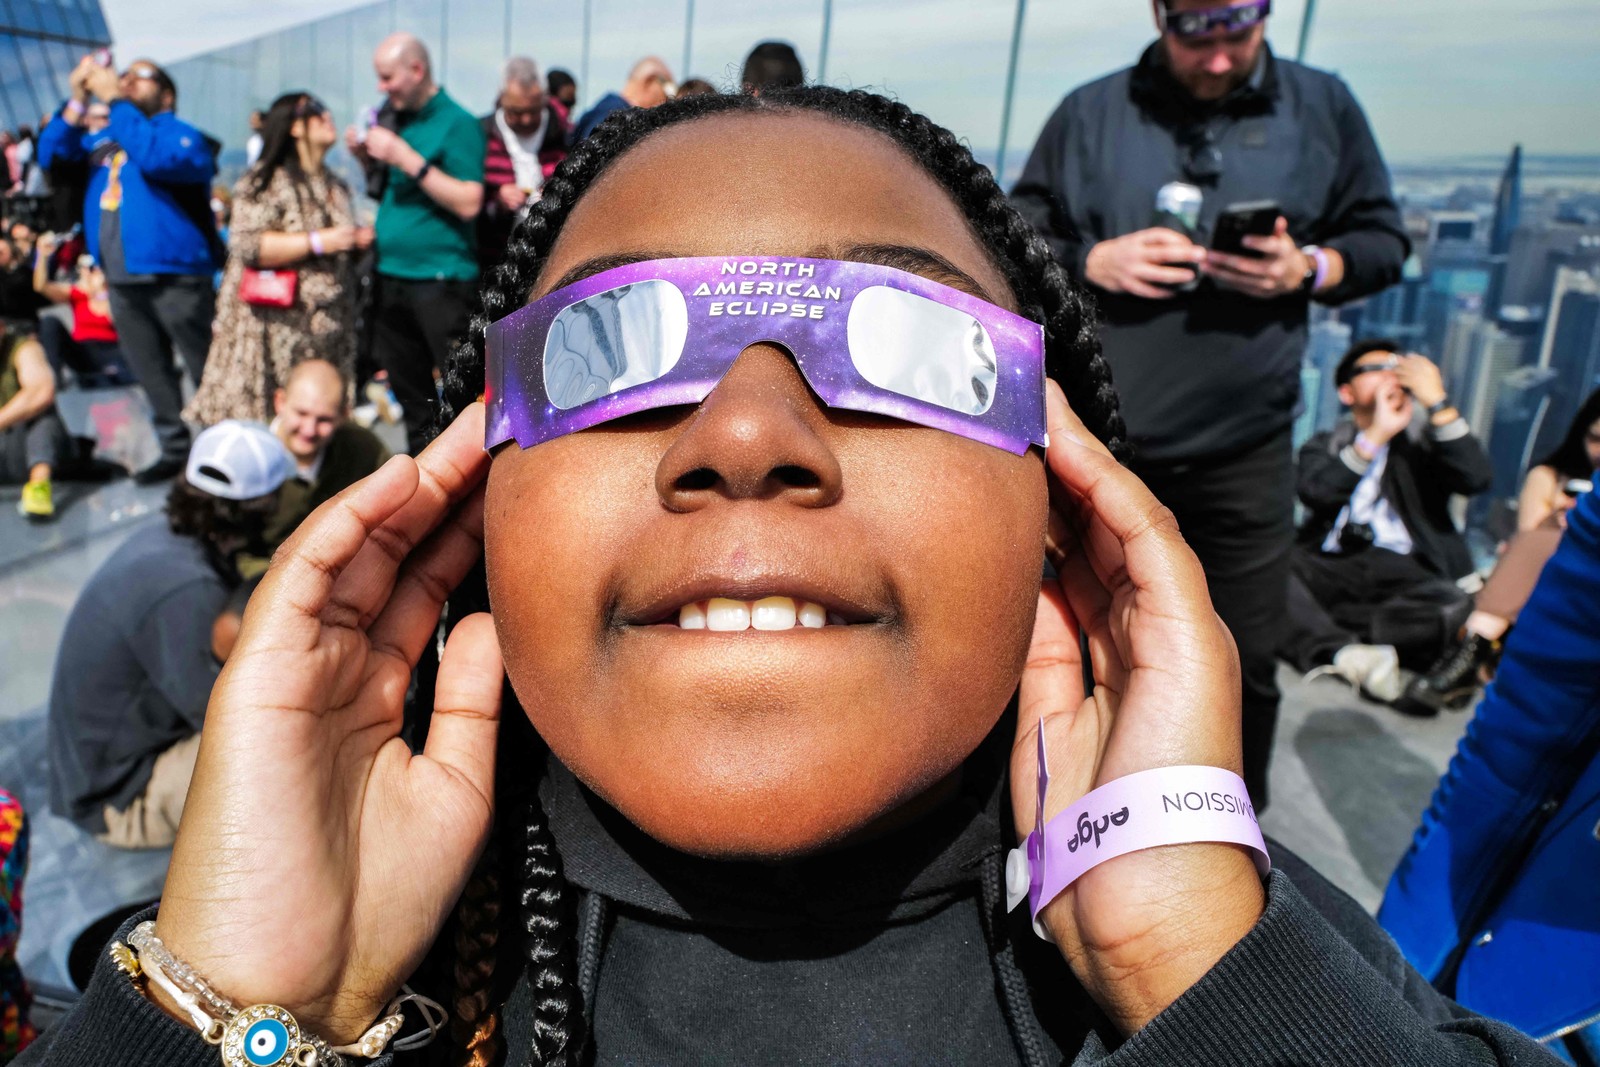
top-left (252, 359), bottom-right (390, 569)
top-left (573, 56), bottom-right (676, 141)
top-left (345, 32), bottom-right (485, 453)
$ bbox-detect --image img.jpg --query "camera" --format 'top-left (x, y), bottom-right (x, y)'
top-left (1338, 522), bottom-right (1375, 554)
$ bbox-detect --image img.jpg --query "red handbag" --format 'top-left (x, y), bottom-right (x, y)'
top-left (239, 268), bottom-right (298, 308)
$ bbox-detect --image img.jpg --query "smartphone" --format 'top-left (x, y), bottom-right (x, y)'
top-left (1211, 200), bottom-right (1281, 257)
top-left (91, 47), bottom-right (114, 68)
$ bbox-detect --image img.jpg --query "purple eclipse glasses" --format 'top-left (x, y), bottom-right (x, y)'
top-left (484, 256), bottom-right (1048, 455)
top-left (1159, 0), bottom-right (1271, 39)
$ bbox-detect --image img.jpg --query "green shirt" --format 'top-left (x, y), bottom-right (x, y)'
top-left (374, 88), bottom-right (486, 282)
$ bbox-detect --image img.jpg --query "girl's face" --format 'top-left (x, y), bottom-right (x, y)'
top-left (1585, 418), bottom-right (1600, 469)
top-left (485, 112), bottom-right (1049, 858)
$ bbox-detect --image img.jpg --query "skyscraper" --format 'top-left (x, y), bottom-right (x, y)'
top-left (1485, 144), bottom-right (1523, 319)
top-left (0, 2), bottom-right (111, 132)
top-left (1529, 267), bottom-right (1600, 462)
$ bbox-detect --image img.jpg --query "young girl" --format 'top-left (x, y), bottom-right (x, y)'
top-left (22, 89), bottom-right (1554, 1067)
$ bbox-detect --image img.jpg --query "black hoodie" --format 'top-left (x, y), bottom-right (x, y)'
top-left (20, 715), bottom-right (1563, 1067)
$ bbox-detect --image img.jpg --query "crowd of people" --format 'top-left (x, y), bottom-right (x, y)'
top-left (1, 2), bottom-right (1596, 1064)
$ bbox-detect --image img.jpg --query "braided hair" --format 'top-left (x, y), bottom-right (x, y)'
top-left (433, 86), bottom-right (1125, 1067)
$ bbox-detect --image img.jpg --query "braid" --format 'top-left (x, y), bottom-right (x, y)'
top-left (451, 842), bottom-right (503, 1067)
top-left (520, 797), bottom-right (582, 1066)
top-left (433, 86), bottom-right (1128, 1067)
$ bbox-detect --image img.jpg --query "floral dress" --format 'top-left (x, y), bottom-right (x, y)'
top-left (185, 167), bottom-right (360, 425)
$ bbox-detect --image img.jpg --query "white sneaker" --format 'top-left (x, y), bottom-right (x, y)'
top-left (1306, 643), bottom-right (1404, 703)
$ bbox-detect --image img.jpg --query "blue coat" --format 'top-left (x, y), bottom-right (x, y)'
top-left (1379, 487), bottom-right (1600, 1042)
top-left (37, 102), bottom-right (221, 277)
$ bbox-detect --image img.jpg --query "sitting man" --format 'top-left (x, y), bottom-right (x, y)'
top-left (1281, 339), bottom-right (1491, 704)
top-left (250, 358), bottom-right (390, 572)
top-left (0, 324), bottom-right (69, 520)
top-left (47, 420), bottom-right (292, 848)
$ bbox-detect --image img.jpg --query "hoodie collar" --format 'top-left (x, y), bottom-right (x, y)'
top-left (541, 716), bottom-right (1014, 930)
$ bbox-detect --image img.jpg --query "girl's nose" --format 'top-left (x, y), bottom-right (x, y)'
top-left (654, 344), bottom-right (844, 512)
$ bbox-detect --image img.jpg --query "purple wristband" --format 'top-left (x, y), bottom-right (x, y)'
top-left (1007, 729), bottom-right (1270, 938)
top-left (1310, 247), bottom-right (1330, 293)
top-left (308, 230), bottom-right (325, 257)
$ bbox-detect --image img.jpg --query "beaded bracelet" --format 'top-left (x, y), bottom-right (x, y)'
top-left (114, 922), bottom-right (444, 1066)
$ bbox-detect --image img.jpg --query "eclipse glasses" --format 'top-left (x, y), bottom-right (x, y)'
top-left (484, 256), bottom-right (1048, 456)
top-left (1159, 0), bottom-right (1271, 39)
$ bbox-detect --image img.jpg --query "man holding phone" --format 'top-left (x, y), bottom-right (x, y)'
top-left (1013, 0), bottom-right (1409, 807)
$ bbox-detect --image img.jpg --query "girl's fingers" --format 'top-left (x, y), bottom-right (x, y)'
top-left (1017, 581), bottom-right (1086, 748)
top-left (366, 485), bottom-right (488, 668)
top-left (328, 404), bottom-right (491, 631)
top-left (250, 452), bottom-right (420, 648)
top-left (421, 612), bottom-right (504, 811)
top-left (1044, 382), bottom-right (1211, 624)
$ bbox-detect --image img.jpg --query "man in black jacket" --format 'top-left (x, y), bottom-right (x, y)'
top-left (1012, 0), bottom-right (1409, 806)
top-left (1283, 340), bottom-right (1490, 705)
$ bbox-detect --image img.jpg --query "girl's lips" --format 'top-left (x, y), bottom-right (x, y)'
top-left (677, 596), bottom-right (837, 631)
top-left (619, 572), bottom-right (887, 628)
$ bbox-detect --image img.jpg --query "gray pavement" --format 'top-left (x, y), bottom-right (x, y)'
top-left (0, 397), bottom-right (1473, 994)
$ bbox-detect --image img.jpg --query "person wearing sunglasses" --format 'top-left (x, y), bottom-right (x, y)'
top-left (38, 54), bottom-right (224, 485)
top-left (1012, 0), bottom-right (1409, 808)
top-left (1282, 340), bottom-right (1489, 705)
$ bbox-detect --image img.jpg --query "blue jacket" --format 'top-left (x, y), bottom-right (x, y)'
top-left (37, 102), bottom-right (221, 276)
top-left (1379, 487), bottom-right (1600, 1043)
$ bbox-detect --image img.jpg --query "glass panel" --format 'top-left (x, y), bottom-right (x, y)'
top-left (507, 0), bottom-right (584, 110)
top-left (442, 0), bottom-right (507, 118)
top-left (280, 23), bottom-right (316, 97)
top-left (543, 280), bottom-right (690, 409)
top-left (825, 0), bottom-right (1015, 175)
top-left (57, 0), bottom-right (93, 42)
top-left (5, 0), bottom-right (41, 32)
top-left (43, 40), bottom-right (82, 114)
top-left (582, 0), bottom-right (689, 116)
top-left (82, 0), bottom-right (109, 41)
top-left (312, 14), bottom-right (354, 137)
top-left (846, 286), bottom-right (997, 415)
top-left (392, 0), bottom-right (444, 58)
top-left (31, 0), bottom-right (66, 35)
top-left (0, 36), bottom-right (42, 122)
top-left (680, 0), bottom-right (824, 92)
top-left (14, 37), bottom-right (57, 118)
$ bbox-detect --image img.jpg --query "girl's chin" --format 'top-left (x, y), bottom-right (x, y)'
top-left (578, 751), bottom-right (971, 863)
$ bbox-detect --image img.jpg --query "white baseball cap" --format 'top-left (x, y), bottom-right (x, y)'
top-left (185, 420), bottom-right (295, 501)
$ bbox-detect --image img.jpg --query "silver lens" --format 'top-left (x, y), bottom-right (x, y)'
top-left (846, 286), bottom-right (997, 417)
top-left (542, 280), bottom-right (689, 409)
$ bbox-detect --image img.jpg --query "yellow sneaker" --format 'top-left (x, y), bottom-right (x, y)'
top-left (19, 477), bottom-right (54, 522)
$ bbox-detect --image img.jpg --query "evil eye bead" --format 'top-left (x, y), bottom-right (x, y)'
top-left (221, 1005), bottom-right (302, 1067)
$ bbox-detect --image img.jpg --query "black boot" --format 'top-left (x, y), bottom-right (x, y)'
top-left (1396, 631), bottom-right (1503, 717)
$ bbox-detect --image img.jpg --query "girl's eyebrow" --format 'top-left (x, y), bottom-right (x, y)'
top-left (543, 251), bottom-right (678, 294)
top-left (542, 245), bottom-right (995, 304)
top-left (813, 243), bottom-right (997, 304)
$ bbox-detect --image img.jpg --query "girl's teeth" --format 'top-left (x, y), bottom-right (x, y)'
top-left (705, 598), bottom-right (751, 632)
top-left (752, 596), bottom-right (797, 630)
top-left (677, 597), bottom-right (833, 630)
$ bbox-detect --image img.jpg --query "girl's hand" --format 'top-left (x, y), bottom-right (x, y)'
top-left (154, 404), bottom-right (502, 1042)
top-left (1011, 382), bottom-right (1266, 1035)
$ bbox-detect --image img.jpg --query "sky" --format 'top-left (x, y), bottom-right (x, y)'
top-left (99, 0), bottom-right (1600, 164)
